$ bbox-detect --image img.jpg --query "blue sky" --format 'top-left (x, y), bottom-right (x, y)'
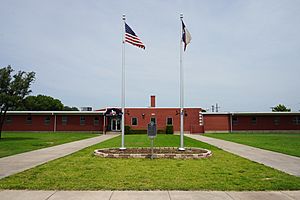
top-left (1, 0), bottom-right (300, 111)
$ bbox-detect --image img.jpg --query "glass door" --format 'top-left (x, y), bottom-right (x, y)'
top-left (111, 118), bottom-right (121, 131)
top-left (116, 119), bottom-right (121, 130)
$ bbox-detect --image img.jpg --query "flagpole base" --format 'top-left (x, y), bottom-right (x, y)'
top-left (178, 147), bottom-right (185, 151)
top-left (119, 147), bottom-right (127, 150)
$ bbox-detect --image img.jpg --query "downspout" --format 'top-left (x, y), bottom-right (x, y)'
top-left (53, 113), bottom-right (57, 132)
top-left (230, 113), bottom-right (233, 133)
top-left (103, 115), bottom-right (106, 135)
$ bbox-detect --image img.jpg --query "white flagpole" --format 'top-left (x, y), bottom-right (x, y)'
top-left (120, 14), bottom-right (126, 150)
top-left (179, 13), bottom-right (185, 151)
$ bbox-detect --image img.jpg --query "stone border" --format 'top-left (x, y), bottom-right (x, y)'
top-left (94, 147), bottom-right (212, 159)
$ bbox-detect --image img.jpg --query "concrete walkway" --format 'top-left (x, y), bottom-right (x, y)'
top-left (0, 190), bottom-right (299, 200)
top-left (0, 134), bottom-right (119, 179)
top-left (187, 135), bottom-right (300, 177)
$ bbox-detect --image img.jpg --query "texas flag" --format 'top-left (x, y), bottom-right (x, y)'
top-left (181, 20), bottom-right (192, 51)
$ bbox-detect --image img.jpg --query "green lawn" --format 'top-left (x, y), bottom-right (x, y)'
top-left (205, 133), bottom-right (300, 157)
top-left (0, 134), bottom-right (299, 191)
top-left (0, 132), bottom-right (100, 158)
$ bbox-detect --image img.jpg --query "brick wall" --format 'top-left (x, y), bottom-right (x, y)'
top-left (3, 114), bottom-right (103, 132)
top-left (124, 108), bottom-right (202, 133)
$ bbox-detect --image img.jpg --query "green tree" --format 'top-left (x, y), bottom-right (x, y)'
top-left (63, 106), bottom-right (79, 111)
top-left (272, 104), bottom-right (291, 112)
top-left (0, 65), bottom-right (35, 139)
top-left (22, 95), bottom-right (64, 111)
top-left (17, 95), bottom-right (79, 111)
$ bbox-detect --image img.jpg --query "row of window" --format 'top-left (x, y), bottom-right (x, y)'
top-left (5, 116), bottom-right (100, 126)
top-left (131, 117), bottom-right (173, 126)
top-left (232, 116), bottom-right (300, 125)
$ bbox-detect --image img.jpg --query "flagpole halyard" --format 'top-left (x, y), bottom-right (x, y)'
top-left (179, 13), bottom-right (185, 151)
top-left (120, 14), bottom-right (126, 150)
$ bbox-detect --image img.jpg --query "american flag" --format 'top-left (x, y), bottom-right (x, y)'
top-left (125, 23), bottom-right (145, 49)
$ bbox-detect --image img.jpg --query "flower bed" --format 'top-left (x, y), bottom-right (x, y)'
top-left (94, 147), bottom-right (212, 159)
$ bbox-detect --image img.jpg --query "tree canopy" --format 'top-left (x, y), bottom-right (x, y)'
top-left (272, 104), bottom-right (291, 112)
top-left (21, 95), bottom-right (64, 111)
top-left (0, 65), bottom-right (35, 138)
top-left (63, 106), bottom-right (79, 111)
top-left (16, 94), bottom-right (79, 111)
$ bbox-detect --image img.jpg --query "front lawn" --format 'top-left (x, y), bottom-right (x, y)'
top-left (0, 132), bottom-right (100, 158)
top-left (205, 132), bottom-right (300, 157)
top-left (0, 134), bottom-right (299, 191)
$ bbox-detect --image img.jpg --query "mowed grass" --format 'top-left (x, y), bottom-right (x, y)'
top-left (205, 133), bottom-right (300, 157)
top-left (0, 134), bottom-right (299, 191)
top-left (0, 132), bottom-right (100, 158)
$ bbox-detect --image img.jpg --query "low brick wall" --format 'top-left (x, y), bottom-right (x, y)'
top-left (94, 147), bottom-right (212, 159)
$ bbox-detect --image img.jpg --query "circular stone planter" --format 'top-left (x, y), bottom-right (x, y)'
top-left (94, 147), bottom-right (212, 159)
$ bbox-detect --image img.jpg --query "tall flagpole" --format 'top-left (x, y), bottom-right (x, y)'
top-left (120, 14), bottom-right (126, 150)
top-left (179, 13), bottom-right (185, 151)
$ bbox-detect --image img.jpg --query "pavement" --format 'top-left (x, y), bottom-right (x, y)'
top-left (186, 134), bottom-right (300, 177)
top-left (0, 134), bottom-right (119, 179)
top-left (1, 134), bottom-right (300, 199)
top-left (0, 190), bottom-right (300, 200)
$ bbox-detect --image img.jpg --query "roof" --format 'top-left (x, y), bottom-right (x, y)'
top-left (6, 111), bottom-right (105, 115)
top-left (202, 112), bottom-right (300, 116)
top-left (99, 107), bottom-right (202, 109)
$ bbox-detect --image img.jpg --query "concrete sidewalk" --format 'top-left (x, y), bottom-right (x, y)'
top-left (0, 190), bottom-right (299, 200)
top-left (186, 134), bottom-right (300, 177)
top-left (0, 134), bottom-right (119, 179)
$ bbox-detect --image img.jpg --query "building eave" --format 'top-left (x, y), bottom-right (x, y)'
top-left (6, 111), bottom-right (105, 115)
top-left (203, 112), bottom-right (300, 116)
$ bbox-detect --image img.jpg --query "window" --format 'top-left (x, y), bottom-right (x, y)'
top-left (5, 116), bottom-right (12, 124)
top-left (44, 116), bottom-right (51, 125)
top-left (251, 117), bottom-right (257, 125)
top-left (232, 116), bottom-right (238, 125)
top-left (274, 117), bottom-right (280, 126)
top-left (131, 117), bottom-right (138, 126)
top-left (80, 116), bottom-right (85, 125)
top-left (150, 117), bottom-right (156, 124)
top-left (62, 116), bottom-right (68, 125)
top-left (26, 115), bottom-right (32, 124)
top-left (166, 117), bottom-right (173, 125)
top-left (293, 116), bottom-right (300, 125)
top-left (94, 117), bottom-right (99, 126)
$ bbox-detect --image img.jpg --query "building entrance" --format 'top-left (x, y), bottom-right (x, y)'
top-left (111, 118), bottom-right (121, 131)
top-left (104, 108), bottom-right (122, 132)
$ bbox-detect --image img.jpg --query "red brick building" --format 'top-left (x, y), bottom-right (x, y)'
top-left (203, 112), bottom-right (300, 133)
top-left (101, 96), bottom-right (203, 133)
top-left (2, 96), bottom-right (300, 133)
top-left (3, 111), bottom-right (105, 132)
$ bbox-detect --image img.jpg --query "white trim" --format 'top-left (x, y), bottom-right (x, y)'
top-left (131, 117), bottom-right (138, 126)
top-left (203, 112), bottom-right (300, 115)
top-left (6, 111), bottom-right (105, 115)
top-left (103, 107), bottom-right (202, 109)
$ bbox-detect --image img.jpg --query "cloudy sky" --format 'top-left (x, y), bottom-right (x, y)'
top-left (1, 0), bottom-right (300, 112)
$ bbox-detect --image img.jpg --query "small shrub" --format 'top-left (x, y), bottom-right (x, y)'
top-left (130, 130), bottom-right (147, 134)
top-left (166, 125), bottom-right (173, 134)
top-left (126, 129), bottom-right (165, 135)
top-left (125, 126), bottom-right (131, 134)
